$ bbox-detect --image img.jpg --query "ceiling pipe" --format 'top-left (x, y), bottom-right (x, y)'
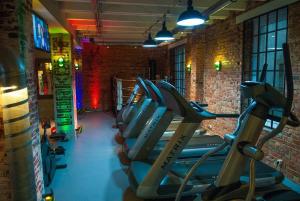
top-left (202, 0), bottom-right (238, 17)
top-left (95, 41), bottom-right (143, 46)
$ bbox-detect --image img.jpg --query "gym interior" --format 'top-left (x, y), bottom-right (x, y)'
top-left (0, 0), bottom-right (300, 201)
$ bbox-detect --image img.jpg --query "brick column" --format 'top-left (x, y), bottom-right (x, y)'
top-left (0, 0), bottom-right (44, 200)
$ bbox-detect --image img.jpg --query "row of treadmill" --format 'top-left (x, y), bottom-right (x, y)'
top-left (114, 43), bottom-right (300, 201)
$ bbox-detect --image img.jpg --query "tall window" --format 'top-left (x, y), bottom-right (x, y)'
top-left (243, 7), bottom-right (288, 128)
top-left (171, 46), bottom-right (186, 96)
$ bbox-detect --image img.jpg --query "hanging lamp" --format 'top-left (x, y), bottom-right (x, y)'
top-left (143, 33), bottom-right (157, 48)
top-left (155, 15), bottom-right (174, 41)
top-left (177, 0), bottom-right (206, 26)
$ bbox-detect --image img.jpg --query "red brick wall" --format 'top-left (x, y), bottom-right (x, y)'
top-left (184, 2), bottom-right (300, 184)
top-left (185, 15), bottom-right (242, 135)
top-left (0, 1), bottom-right (19, 199)
top-left (202, 17), bottom-right (243, 134)
top-left (82, 44), bottom-right (169, 111)
top-left (0, 0), bottom-right (44, 200)
top-left (185, 31), bottom-right (206, 102)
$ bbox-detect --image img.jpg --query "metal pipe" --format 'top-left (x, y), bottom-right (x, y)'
top-left (0, 46), bottom-right (37, 201)
top-left (202, 0), bottom-right (237, 17)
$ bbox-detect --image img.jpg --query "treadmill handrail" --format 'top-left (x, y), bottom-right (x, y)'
top-left (157, 81), bottom-right (216, 122)
top-left (136, 77), bottom-right (151, 98)
top-left (126, 83), bottom-right (140, 105)
top-left (190, 101), bottom-right (239, 118)
top-left (144, 79), bottom-right (165, 105)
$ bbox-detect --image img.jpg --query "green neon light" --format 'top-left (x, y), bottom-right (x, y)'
top-left (58, 57), bottom-right (64, 67)
top-left (186, 64), bottom-right (192, 72)
top-left (214, 61), bottom-right (222, 71)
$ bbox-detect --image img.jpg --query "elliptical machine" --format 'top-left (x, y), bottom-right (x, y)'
top-left (175, 44), bottom-right (300, 201)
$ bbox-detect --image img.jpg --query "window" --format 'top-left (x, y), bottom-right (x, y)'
top-left (171, 46), bottom-right (186, 96)
top-left (243, 7), bottom-right (288, 128)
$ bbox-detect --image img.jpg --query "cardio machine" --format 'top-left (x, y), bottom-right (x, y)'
top-left (175, 43), bottom-right (300, 201)
top-left (122, 79), bottom-right (233, 164)
top-left (115, 77), bottom-right (192, 144)
top-left (124, 63), bottom-right (269, 163)
top-left (115, 77), bottom-right (159, 144)
top-left (115, 78), bottom-right (145, 129)
top-left (128, 79), bottom-right (284, 199)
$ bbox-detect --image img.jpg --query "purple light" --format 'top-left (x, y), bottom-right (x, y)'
top-left (81, 37), bottom-right (90, 44)
top-left (74, 45), bottom-right (83, 51)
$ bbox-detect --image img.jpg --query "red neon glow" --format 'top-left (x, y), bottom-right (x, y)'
top-left (67, 19), bottom-right (96, 31)
top-left (90, 78), bottom-right (100, 109)
top-left (82, 43), bottom-right (102, 110)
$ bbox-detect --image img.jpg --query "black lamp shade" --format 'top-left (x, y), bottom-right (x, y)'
top-left (177, 0), bottom-right (206, 26)
top-left (143, 33), bottom-right (157, 48)
top-left (155, 21), bottom-right (174, 41)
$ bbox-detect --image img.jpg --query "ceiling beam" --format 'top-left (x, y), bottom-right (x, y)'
top-left (97, 0), bottom-right (246, 11)
top-left (65, 12), bottom-right (94, 19)
top-left (56, 0), bottom-right (248, 44)
top-left (59, 0), bottom-right (246, 13)
top-left (100, 10), bottom-right (229, 20)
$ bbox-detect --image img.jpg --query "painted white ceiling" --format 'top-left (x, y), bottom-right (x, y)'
top-left (34, 0), bottom-right (267, 45)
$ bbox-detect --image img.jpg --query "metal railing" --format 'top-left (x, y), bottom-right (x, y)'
top-left (112, 76), bottom-right (165, 115)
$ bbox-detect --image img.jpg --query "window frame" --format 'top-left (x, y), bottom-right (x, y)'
top-left (242, 7), bottom-right (288, 129)
top-left (170, 45), bottom-right (186, 96)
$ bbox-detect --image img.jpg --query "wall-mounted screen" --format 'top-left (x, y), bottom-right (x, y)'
top-left (32, 14), bottom-right (50, 52)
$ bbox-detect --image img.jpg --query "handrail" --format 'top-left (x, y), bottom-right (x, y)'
top-left (112, 76), bottom-right (165, 115)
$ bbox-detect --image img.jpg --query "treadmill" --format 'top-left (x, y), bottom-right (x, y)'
top-left (128, 81), bottom-right (283, 199)
top-left (115, 77), bottom-right (159, 144)
top-left (115, 81), bottom-right (141, 128)
top-left (125, 63), bottom-right (270, 162)
top-left (124, 79), bottom-right (228, 163)
top-left (116, 77), bottom-right (201, 144)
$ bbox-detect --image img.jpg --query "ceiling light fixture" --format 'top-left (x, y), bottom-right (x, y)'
top-left (177, 0), bottom-right (206, 26)
top-left (143, 33), bottom-right (157, 48)
top-left (155, 14), bottom-right (174, 41)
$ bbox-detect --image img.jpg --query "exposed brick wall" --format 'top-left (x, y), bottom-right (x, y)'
top-left (184, 1), bottom-right (300, 184)
top-left (82, 44), bottom-right (168, 111)
top-left (25, 2), bottom-right (44, 198)
top-left (185, 30), bottom-right (206, 102)
top-left (201, 16), bottom-right (243, 135)
top-left (0, 1), bottom-right (19, 199)
top-left (185, 16), bottom-right (242, 135)
top-left (0, 0), bottom-right (43, 200)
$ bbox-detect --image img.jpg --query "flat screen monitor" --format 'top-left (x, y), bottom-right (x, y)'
top-left (32, 14), bottom-right (50, 52)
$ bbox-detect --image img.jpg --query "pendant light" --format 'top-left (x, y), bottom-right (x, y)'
top-left (155, 14), bottom-right (174, 41)
top-left (143, 33), bottom-right (157, 48)
top-left (177, 0), bottom-right (206, 26)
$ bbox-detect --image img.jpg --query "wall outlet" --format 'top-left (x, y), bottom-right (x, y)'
top-left (274, 159), bottom-right (283, 171)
